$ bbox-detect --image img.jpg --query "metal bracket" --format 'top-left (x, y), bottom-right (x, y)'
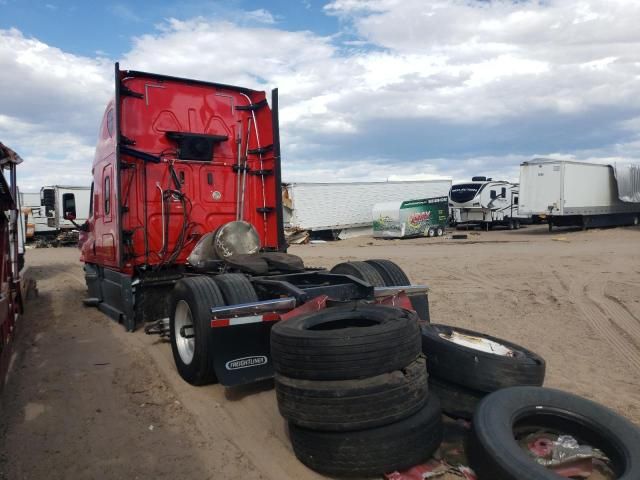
top-left (235, 99), bottom-right (268, 111)
top-left (247, 144), bottom-right (273, 155)
top-left (120, 84), bottom-right (144, 99)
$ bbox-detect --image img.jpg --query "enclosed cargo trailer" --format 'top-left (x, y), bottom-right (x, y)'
top-left (518, 159), bottom-right (640, 231)
top-left (372, 196), bottom-right (449, 238)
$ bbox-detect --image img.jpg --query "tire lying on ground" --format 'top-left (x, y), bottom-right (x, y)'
top-left (468, 386), bottom-right (640, 480)
top-left (289, 393), bottom-right (443, 478)
top-left (421, 324), bottom-right (545, 392)
top-left (428, 376), bottom-right (484, 420)
top-left (271, 305), bottom-right (421, 380)
top-left (276, 356), bottom-right (428, 431)
top-left (169, 276), bottom-right (226, 386)
top-left (329, 261), bottom-right (385, 287)
top-left (364, 259), bottom-right (431, 322)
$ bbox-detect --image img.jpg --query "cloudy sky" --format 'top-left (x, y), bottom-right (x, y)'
top-left (2, 0), bottom-right (640, 190)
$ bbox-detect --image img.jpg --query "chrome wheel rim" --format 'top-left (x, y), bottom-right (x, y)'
top-left (174, 300), bottom-right (195, 365)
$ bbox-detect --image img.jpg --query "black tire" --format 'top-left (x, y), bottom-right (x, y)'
top-left (169, 276), bottom-right (225, 385)
top-left (214, 273), bottom-right (258, 304)
top-left (427, 227), bottom-right (436, 237)
top-left (514, 219), bottom-right (521, 230)
top-left (421, 324), bottom-right (545, 392)
top-left (468, 386), bottom-right (640, 480)
top-left (330, 261), bottom-right (385, 287)
top-left (289, 393), bottom-right (443, 477)
top-left (276, 356), bottom-right (428, 431)
top-left (508, 219), bottom-right (515, 230)
top-left (436, 226), bottom-right (444, 236)
top-left (429, 376), bottom-right (484, 420)
top-left (271, 304), bottom-right (420, 380)
top-left (365, 259), bottom-right (430, 322)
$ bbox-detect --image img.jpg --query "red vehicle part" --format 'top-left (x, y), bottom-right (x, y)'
top-left (0, 143), bottom-right (24, 391)
top-left (81, 64), bottom-right (284, 330)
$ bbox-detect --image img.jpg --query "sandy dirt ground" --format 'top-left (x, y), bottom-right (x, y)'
top-left (1, 224), bottom-right (639, 480)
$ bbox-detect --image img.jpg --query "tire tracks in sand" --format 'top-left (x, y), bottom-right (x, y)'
top-left (553, 270), bottom-right (640, 371)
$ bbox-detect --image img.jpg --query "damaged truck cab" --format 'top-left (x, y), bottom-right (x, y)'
top-left (81, 64), bottom-right (428, 387)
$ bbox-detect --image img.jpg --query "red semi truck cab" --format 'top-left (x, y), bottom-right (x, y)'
top-left (82, 64), bottom-right (285, 330)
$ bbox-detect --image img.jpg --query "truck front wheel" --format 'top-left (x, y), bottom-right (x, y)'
top-left (170, 276), bottom-right (226, 385)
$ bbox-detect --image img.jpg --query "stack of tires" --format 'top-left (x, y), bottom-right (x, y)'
top-left (271, 304), bottom-right (442, 477)
top-left (421, 324), bottom-right (546, 420)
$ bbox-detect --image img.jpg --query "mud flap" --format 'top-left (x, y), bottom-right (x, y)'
top-left (211, 321), bottom-right (275, 386)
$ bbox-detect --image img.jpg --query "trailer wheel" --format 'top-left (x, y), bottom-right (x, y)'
top-left (330, 261), bottom-right (385, 287)
top-left (214, 273), bottom-right (258, 304)
top-left (365, 259), bottom-right (430, 322)
top-left (289, 393), bottom-right (442, 478)
top-left (427, 227), bottom-right (436, 237)
top-left (428, 376), bottom-right (484, 420)
top-left (468, 386), bottom-right (640, 480)
top-left (170, 276), bottom-right (226, 385)
top-left (271, 305), bottom-right (421, 380)
top-left (275, 356), bottom-right (428, 431)
top-left (508, 219), bottom-right (515, 230)
top-left (436, 226), bottom-right (444, 237)
top-left (421, 324), bottom-right (545, 392)
top-left (514, 219), bottom-right (521, 230)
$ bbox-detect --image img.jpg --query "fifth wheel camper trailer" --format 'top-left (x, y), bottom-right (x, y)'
top-left (40, 185), bottom-right (91, 233)
top-left (448, 177), bottom-right (525, 230)
top-left (518, 159), bottom-right (640, 231)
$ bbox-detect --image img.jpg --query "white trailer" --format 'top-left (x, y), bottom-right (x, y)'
top-left (39, 185), bottom-right (91, 233)
top-left (519, 159), bottom-right (640, 231)
top-left (283, 180), bottom-right (452, 235)
top-left (449, 177), bottom-right (526, 230)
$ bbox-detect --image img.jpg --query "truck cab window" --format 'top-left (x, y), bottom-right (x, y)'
top-left (501, 187), bottom-right (507, 198)
top-left (490, 190), bottom-right (497, 199)
top-left (104, 176), bottom-right (111, 215)
top-left (89, 182), bottom-right (94, 216)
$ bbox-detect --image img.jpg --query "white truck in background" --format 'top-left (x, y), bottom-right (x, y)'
top-left (518, 159), bottom-right (640, 231)
top-left (21, 191), bottom-right (55, 235)
top-left (39, 185), bottom-right (91, 233)
top-left (448, 177), bottom-right (527, 230)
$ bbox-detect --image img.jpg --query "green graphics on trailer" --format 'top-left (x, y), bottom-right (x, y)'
top-left (401, 197), bottom-right (449, 236)
top-left (373, 196), bottom-right (449, 238)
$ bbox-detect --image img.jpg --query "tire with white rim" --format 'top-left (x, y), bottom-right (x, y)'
top-left (170, 276), bottom-right (226, 385)
top-left (421, 324), bottom-right (546, 392)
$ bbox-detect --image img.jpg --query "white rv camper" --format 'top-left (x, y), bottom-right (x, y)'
top-left (519, 159), bottom-right (640, 231)
top-left (448, 177), bottom-right (525, 230)
top-left (39, 185), bottom-right (91, 233)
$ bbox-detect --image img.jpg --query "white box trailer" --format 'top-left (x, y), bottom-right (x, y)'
top-left (518, 159), bottom-right (640, 231)
top-left (40, 185), bottom-right (91, 233)
top-left (283, 180), bottom-right (452, 233)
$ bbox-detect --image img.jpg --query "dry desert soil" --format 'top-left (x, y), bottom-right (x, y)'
top-left (1, 224), bottom-right (639, 479)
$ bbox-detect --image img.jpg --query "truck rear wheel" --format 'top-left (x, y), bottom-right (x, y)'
top-left (365, 259), bottom-right (430, 322)
top-left (330, 261), bottom-right (385, 287)
top-left (214, 273), bottom-right (258, 304)
top-left (170, 276), bottom-right (226, 385)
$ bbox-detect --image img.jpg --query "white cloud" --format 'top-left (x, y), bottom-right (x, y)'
top-left (3, 1), bottom-right (640, 191)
